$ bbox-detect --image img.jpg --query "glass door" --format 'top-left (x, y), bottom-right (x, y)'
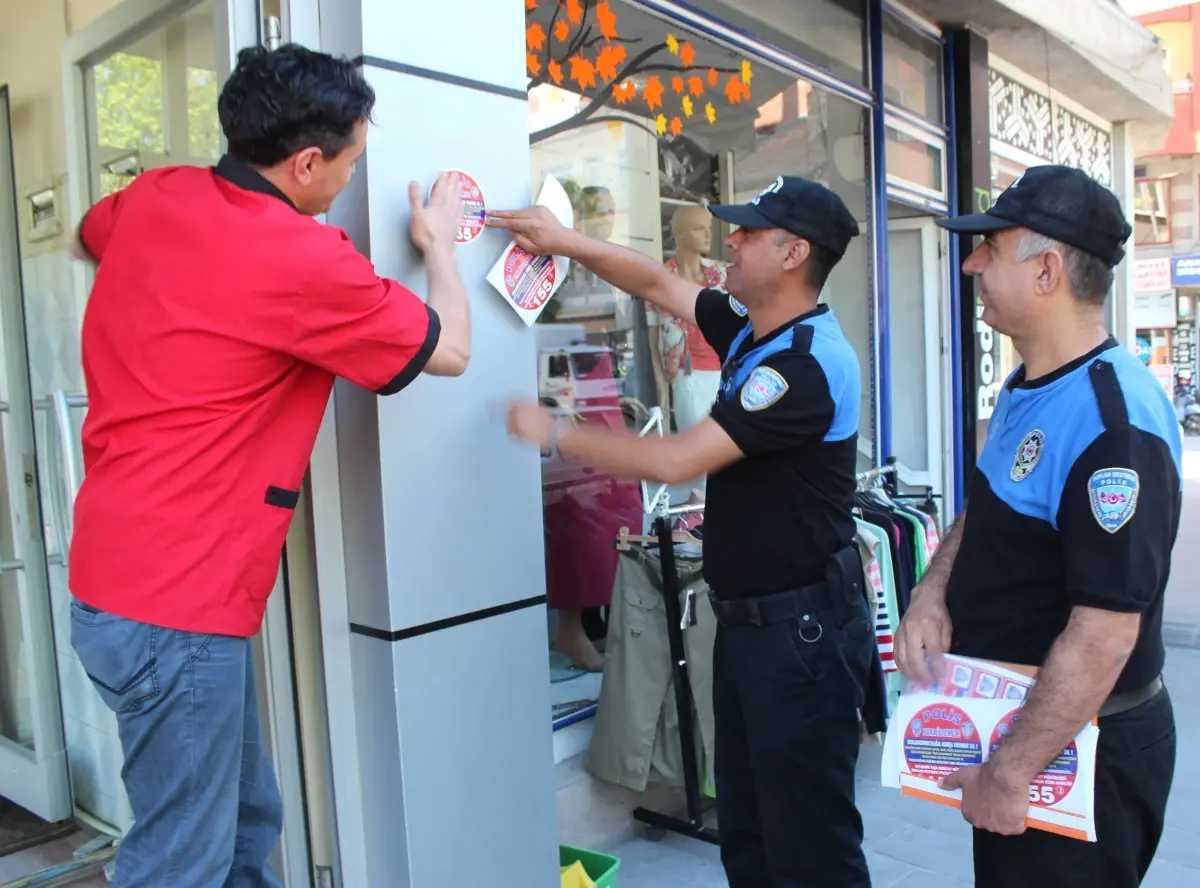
top-left (887, 214), bottom-right (946, 504)
top-left (0, 85), bottom-right (73, 823)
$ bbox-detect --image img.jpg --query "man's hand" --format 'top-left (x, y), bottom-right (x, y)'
top-left (940, 763), bottom-right (1029, 836)
top-left (507, 401), bottom-right (555, 451)
top-left (409, 171), bottom-right (464, 255)
top-left (486, 206), bottom-right (574, 256)
top-left (894, 586), bottom-right (953, 684)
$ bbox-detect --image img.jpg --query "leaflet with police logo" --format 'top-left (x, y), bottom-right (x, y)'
top-left (881, 654), bottom-right (1099, 843)
top-left (486, 174), bottom-right (573, 327)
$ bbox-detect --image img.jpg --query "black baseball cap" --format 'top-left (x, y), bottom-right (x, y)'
top-left (707, 175), bottom-right (860, 257)
top-left (937, 165), bottom-right (1132, 267)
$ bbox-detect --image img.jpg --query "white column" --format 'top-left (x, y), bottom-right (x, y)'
top-left (307, 0), bottom-right (559, 884)
top-left (1112, 122), bottom-right (1137, 350)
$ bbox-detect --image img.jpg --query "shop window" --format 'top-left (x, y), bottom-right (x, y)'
top-left (882, 10), bottom-right (943, 122)
top-left (526, 0), bottom-right (873, 679)
top-left (884, 122), bottom-right (944, 197)
top-left (1134, 178), bottom-right (1172, 245)
top-left (684, 0), bottom-right (867, 87)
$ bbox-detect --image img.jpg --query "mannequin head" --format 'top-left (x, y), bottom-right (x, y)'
top-left (576, 186), bottom-right (615, 241)
top-left (670, 204), bottom-right (714, 257)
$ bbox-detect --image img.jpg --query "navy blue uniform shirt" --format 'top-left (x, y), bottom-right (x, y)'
top-left (694, 288), bottom-right (862, 599)
top-left (946, 338), bottom-right (1183, 693)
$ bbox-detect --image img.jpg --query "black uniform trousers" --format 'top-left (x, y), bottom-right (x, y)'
top-left (973, 686), bottom-right (1177, 888)
top-left (712, 588), bottom-right (876, 888)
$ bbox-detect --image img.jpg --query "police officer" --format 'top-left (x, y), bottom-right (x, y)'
top-left (489, 177), bottom-right (876, 888)
top-left (895, 165), bottom-right (1180, 887)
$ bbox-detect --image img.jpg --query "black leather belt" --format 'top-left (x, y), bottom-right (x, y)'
top-left (708, 582), bottom-right (832, 628)
top-left (1098, 675), bottom-right (1164, 718)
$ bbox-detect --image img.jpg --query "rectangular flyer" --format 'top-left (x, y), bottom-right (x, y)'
top-left (881, 655), bottom-right (1099, 842)
top-left (486, 174), bottom-right (573, 327)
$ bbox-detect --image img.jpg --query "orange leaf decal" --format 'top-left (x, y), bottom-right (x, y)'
top-left (525, 0), bottom-right (537, 9)
top-left (526, 22), bottom-right (546, 52)
top-left (707, 67), bottom-right (719, 86)
top-left (526, 52), bottom-right (542, 77)
top-left (548, 60), bottom-right (564, 85)
top-left (596, 1), bottom-right (620, 40)
top-left (642, 75), bottom-right (665, 110)
top-left (724, 75), bottom-right (747, 104)
top-left (670, 116), bottom-right (683, 136)
top-left (569, 54), bottom-right (597, 90)
top-left (608, 43), bottom-right (627, 65)
top-left (679, 43), bottom-right (696, 68)
top-left (613, 80), bottom-right (637, 104)
top-left (595, 45), bottom-right (622, 82)
top-left (554, 20), bottom-right (570, 42)
top-left (566, 0), bottom-right (584, 25)
top-left (688, 75), bottom-right (705, 96)
top-left (671, 76), bottom-right (684, 94)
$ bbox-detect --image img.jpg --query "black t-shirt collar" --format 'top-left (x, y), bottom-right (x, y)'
top-left (1007, 335), bottom-right (1118, 390)
top-left (734, 303), bottom-right (829, 360)
top-left (214, 155), bottom-right (299, 212)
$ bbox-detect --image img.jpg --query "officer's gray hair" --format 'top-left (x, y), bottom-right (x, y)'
top-left (1012, 230), bottom-right (1113, 308)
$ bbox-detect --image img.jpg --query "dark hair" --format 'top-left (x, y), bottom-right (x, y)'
top-left (218, 44), bottom-right (375, 167)
top-left (775, 230), bottom-right (840, 291)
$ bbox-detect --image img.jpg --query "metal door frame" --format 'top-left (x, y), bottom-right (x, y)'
top-left (0, 84), bottom-right (74, 822)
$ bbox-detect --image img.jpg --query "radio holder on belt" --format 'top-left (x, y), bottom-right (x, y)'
top-left (628, 408), bottom-right (720, 846)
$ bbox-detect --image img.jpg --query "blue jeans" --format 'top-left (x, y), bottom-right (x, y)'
top-left (71, 600), bottom-right (283, 888)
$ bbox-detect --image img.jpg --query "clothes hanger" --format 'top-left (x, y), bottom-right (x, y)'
top-left (614, 525), bottom-right (701, 551)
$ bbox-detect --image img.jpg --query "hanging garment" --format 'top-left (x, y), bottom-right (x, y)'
top-left (585, 546), bottom-right (716, 795)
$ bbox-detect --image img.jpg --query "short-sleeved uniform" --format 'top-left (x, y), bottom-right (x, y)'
top-left (945, 339), bottom-right (1181, 887)
top-left (71, 156), bottom-right (439, 636)
top-left (692, 287), bottom-right (875, 888)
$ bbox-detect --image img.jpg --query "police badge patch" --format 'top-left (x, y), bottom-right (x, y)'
top-left (740, 366), bottom-right (788, 411)
top-left (729, 294), bottom-right (748, 317)
top-left (1010, 429), bottom-right (1044, 482)
top-left (1088, 467), bottom-right (1139, 534)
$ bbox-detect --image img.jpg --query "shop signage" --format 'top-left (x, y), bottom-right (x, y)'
top-left (1133, 290), bottom-right (1177, 329)
top-left (1134, 257), bottom-right (1172, 293)
top-left (1173, 255), bottom-right (1200, 288)
top-left (973, 187), bottom-right (1002, 422)
top-left (1174, 323), bottom-right (1197, 383)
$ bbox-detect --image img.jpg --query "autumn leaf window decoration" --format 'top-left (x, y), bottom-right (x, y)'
top-left (526, 0), bottom-right (753, 144)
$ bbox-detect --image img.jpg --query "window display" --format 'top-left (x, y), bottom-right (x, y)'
top-left (526, 0), bottom-right (873, 679)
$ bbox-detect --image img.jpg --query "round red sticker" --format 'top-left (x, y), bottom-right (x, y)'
top-left (433, 170), bottom-right (486, 245)
top-left (990, 709), bottom-right (1078, 807)
top-left (503, 247), bottom-right (556, 311)
top-left (902, 703), bottom-right (983, 781)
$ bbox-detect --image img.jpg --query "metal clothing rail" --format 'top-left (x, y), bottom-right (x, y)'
top-left (631, 502), bottom-right (720, 847)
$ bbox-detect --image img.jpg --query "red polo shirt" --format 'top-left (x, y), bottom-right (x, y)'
top-left (71, 157), bottom-right (440, 636)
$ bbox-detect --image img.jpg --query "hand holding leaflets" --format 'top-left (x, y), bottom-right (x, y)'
top-left (882, 653), bottom-right (1100, 842)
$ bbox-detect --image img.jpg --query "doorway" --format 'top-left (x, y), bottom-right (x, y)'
top-left (0, 1), bottom-right (339, 885)
top-left (887, 209), bottom-right (952, 518)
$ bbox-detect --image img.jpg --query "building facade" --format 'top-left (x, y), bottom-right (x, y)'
top-left (0, 0), bottom-right (1171, 886)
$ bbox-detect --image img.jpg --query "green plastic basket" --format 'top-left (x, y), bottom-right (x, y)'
top-left (559, 844), bottom-right (621, 888)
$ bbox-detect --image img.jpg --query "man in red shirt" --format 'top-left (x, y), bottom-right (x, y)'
top-left (68, 44), bottom-right (470, 887)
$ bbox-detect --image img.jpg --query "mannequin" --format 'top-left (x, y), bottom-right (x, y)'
top-left (655, 205), bottom-right (727, 452)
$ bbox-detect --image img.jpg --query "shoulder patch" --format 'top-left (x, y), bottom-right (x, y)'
top-left (728, 294), bottom-right (748, 316)
top-left (739, 366), bottom-right (788, 411)
top-left (1088, 468), bottom-right (1139, 534)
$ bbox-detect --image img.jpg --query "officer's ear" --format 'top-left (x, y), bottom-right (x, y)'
top-left (1036, 247), bottom-right (1068, 297)
top-left (781, 237), bottom-right (811, 272)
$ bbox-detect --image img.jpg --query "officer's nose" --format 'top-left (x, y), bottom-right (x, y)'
top-left (962, 242), bottom-right (987, 276)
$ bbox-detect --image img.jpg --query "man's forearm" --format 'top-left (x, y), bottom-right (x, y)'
top-left (988, 608), bottom-right (1138, 784)
top-left (564, 230), bottom-right (697, 323)
top-left (425, 246), bottom-right (470, 364)
top-left (911, 510), bottom-right (965, 604)
top-left (558, 423), bottom-right (675, 484)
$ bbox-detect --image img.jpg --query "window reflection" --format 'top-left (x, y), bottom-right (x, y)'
top-left (527, 0), bottom-right (873, 674)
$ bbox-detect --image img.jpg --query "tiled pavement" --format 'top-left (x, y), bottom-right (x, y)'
top-left (614, 645), bottom-right (1200, 888)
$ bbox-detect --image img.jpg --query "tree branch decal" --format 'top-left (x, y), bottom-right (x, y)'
top-left (525, 0), bottom-right (754, 145)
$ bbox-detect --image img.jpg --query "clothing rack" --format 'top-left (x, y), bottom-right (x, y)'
top-left (630, 500), bottom-right (721, 846)
top-left (856, 456), bottom-right (898, 495)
